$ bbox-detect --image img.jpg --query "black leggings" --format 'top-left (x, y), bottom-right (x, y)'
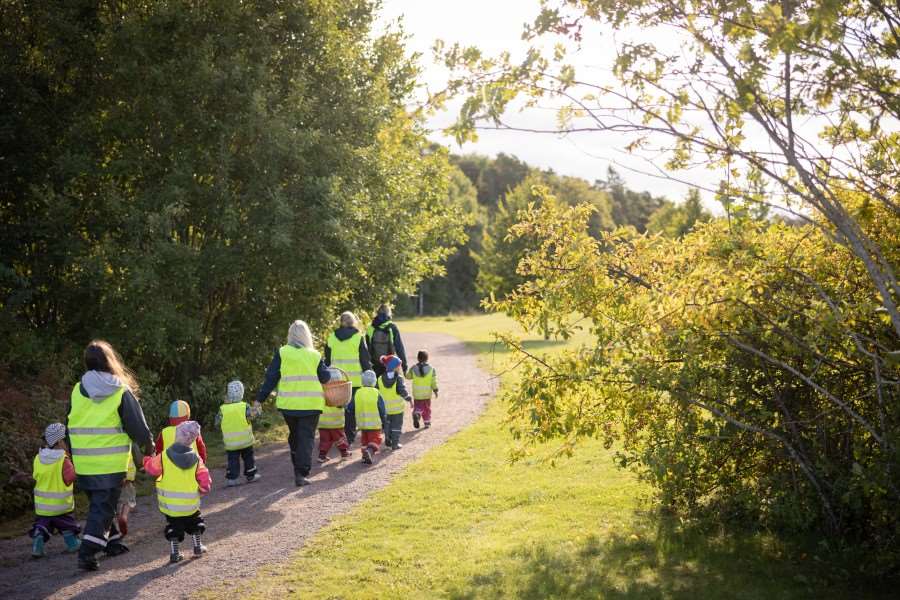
top-left (281, 412), bottom-right (320, 477)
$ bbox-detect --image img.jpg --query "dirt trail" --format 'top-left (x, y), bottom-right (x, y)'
top-left (0, 332), bottom-right (495, 600)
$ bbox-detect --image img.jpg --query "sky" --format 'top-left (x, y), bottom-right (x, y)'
top-left (376, 0), bottom-right (706, 202)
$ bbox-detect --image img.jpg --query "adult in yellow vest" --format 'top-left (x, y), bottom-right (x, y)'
top-left (366, 303), bottom-right (408, 376)
top-left (324, 311), bottom-right (372, 444)
top-left (255, 320), bottom-right (332, 487)
top-left (66, 340), bottom-right (154, 571)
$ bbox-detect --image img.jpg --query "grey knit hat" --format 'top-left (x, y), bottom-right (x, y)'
top-left (44, 423), bottom-right (66, 447)
top-left (361, 370), bottom-right (377, 388)
top-left (226, 380), bottom-right (245, 403)
top-left (175, 421), bottom-right (201, 446)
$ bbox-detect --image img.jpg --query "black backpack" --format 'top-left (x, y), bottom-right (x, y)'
top-left (371, 325), bottom-right (394, 362)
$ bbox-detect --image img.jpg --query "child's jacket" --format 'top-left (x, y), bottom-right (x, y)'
top-left (143, 444), bottom-right (211, 518)
top-left (32, 448), bottom-right (75, 516)
top-left (218, 402), bottom-right (255, 450)
top-left (406, 363), bottom-right (438, 400)
top-left (377, 374), bottom-right (409, 415)
top-left (354, 387), bottom-right (387, 430)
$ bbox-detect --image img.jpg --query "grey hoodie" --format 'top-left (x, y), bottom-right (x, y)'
top-left (38, 447), bottom-right (65, 465)
top-left (65, 370), bottom-right (154, 490)
top-left (166, 443), bottom-right (199, 470)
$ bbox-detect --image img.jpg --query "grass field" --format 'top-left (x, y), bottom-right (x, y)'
top-left (207, 313), bottom-right (888, 599)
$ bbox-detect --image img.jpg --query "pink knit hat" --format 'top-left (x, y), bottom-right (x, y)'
top-left (175, 421), bottom-right (201, 446)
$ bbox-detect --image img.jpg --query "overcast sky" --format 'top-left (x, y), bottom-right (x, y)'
top-left (377, 0), bottom-right (708, 202)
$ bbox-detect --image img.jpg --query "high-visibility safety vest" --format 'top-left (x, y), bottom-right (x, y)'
top-left (354, 387), bottom-right (382, 430)
top-left (32, 454), bottom-right (74, 516)
top-left (326, 331), bottom-right (364, 387)
top-left (319, 403), bottom-right (346, 429)
top-left (220, 402), bottom-right (254, 450)
top-left (161, 425), bottom-right (199, 454)
top-left (378, 376), bottom-right (406, 415)
top-left (68, 383), bottom-right (131, 475)
top-left (276, 345), bottom-right (325, 412)
top-left (407, 364), bottom-right (437, 400)
top-left (156, 451), bottom-right (201, 517)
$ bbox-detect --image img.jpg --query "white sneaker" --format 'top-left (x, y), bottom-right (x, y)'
top-left (226, 478), bottom-right (241, 487)
top-left (246, 473), bottom-right (261, 483)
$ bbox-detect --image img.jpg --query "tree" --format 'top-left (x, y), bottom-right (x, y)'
top-left (646, 188), bottom-right (712, 238)
top-left (599, 167), bottom-right (667, 232)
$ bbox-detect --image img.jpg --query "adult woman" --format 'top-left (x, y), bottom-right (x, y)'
top-left (324, 311), bottom-right (371, 443)
top-left (255, 320), bottom-right (331, 486)
top-left (66, 340), bottom-right (154, 571)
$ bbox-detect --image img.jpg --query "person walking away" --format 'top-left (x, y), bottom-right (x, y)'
top-left (143, 421), bottom-right (211, 563)
top-left (317, 398), bottom-right (351, 463)
top-left (353, 370), bottom-right (388, 465)
top-left (378, 355), bottom-right (412, 450)
top-left (366, 304), bottom-right (407, 376)
top-left (406, 349), bottom-right (439, 429)
top-left (66, 340), bottom-right (154, 571)
top-left (29, 423), bottom-right (80, 558)
top-left (255, 320), bottom-right (331, 487)
top-left (324, 311), bottom-right (371, 445)
top-left (155, 400), bottom-right (206, 460)
top-left (215, 380), bottom-right (260, 486)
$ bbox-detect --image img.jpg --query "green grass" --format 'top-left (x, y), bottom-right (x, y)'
top-left (202, 313), bottom-right (890, 599)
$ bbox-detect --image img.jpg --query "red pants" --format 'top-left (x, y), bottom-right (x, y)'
top-left (318, 428), bottom-right (349, 455)
top-left (360, 430), bottom-right (382, 454)
top-left (413, 399), bottom-right (432, 424)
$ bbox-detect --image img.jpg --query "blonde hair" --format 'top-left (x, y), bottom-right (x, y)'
top-left (84, 340), bottom-right (141, 397)
top-left (339, 311), bottom-right (359, 329)
top-left (287, 320), bottom-right (314, 349)
top-left (376, 303), bottom-right (392, 318)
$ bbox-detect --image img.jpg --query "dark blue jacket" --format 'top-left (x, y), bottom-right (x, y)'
top-left (256, 346), bottom-right (331, 417)
top-left (367, 313), bottom-right (408, 371)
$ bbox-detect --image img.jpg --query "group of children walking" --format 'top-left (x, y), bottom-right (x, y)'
top-left (26, 347), bottom-right (439, 564)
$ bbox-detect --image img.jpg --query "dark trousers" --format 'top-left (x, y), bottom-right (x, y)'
top-left (344, 387), bottom-right (359, 443)
top-left (385, 412), bottom-right (404, 447)
top-left (226, 446), bottom-right (257, 481)
top-left (282, 412), bottom-right (319, 477)
top-left (80, 487), bottom-right (123, 556)
top-left (164, 511), bottom-right (205, 542)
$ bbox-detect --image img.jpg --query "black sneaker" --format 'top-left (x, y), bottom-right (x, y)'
top-left (170, 551), bottom-right (183, 564)
top-left (104, 542), bottom-right (130, 556)
top-left (295, 475), bottom-right (310, 487)
top-left (361, 447), bottom-right (373, 465)
top-left (412, 412), bottom-right (420, 429)
top-left (78, 554), bottom-right (99, 571)
top-left (193, 543), bottom-right (207, 557)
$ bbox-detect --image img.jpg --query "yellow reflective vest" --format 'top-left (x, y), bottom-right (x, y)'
top-left (156, 451), bottom-right (201, 517)
top-left (220, 402), bottom-right (254, 450)
top-left (406, 364), bottom-right (438, 400)
top-left (319, 403), bottom-right (345, 429)
top-left (354, 387), bottom-right (382, 430)
top-left (378, 375), bottom-right (406, 415)
top-left (32, 454), bottom-right (74, 516)
top-left (326, 331), bottom-right (364, 387)
top-left (276, 345), bottom-right (325, 412)
top-left (68, 383), bottom-right (130, 475)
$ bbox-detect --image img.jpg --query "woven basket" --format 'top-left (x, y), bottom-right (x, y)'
top-left (323, 368), bottom-right (352, 407)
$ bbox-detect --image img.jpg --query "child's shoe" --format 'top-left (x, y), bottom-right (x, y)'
top-left (63, 531), bottom-right (81, 553)
top-left (169, 541), bottom-right (183, 564)
top-left (424, 422), bottom-right (431, 429)
top-left (246, 473), bottom-right (261, 483)
top-left (31, 536), bottom-right (45, 558)
top-left (391, 442), bottom-right (403, 450)
top-left (412, 412), bottom-right (420, 429)
top-left (361, 447), bottom-right (373, 465)
top-left (226, 478), bottom-right (241, 487)
top-left (317, 453), bottom-right (328, 464)
top-left (191, 534), bottom-right (207, 557)
top-left (340, 450), bottom-right (351, 460)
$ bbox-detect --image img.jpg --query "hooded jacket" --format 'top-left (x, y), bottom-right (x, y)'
top-left (142, 443), bottom-right (211, 494)
top-left (367, 313), bottom-right (408, 371)
top-left (65, 371), bottom-right (154, 490)
top-left (324, 326), bottom-right (372, 376)
top-left (36, 448), bottom-right (76, 486)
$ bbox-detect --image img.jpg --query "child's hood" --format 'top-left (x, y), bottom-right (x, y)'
top-left (81, 370), bottom-right (123, 401)
top-left (414, 363), bottom-right (432, 375)
top-left (38, 447), bottom-right (66, 465)
top-left (166, 443), bottom-right (200, 469)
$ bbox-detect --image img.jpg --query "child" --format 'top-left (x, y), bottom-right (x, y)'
top-left (352, 370), bottom-right (388, 465)
top-left (155, 400), bottom-right (207, 461)
top-left (406, 349), bottom-right (439, 429)
top-left (143, 421), bottom-right (211, 563)
top-left (317, 390), bottom-right (351, 464)
top-left (214, 380), bottom-right (261, 486)
top-left (378, 355), bottom-right (412, 450)
top-left (29, 423), bottom-right (81, 558)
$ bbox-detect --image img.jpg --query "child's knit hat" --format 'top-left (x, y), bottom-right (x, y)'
top-left (44, 423), bottom-right (66, 447)
top-left (226, 380), bottom-right (245, 403)
top-left (169, 400), bottom-right (191, 419)
top-left (175, 421), bottom-right (201, 446)
top-left (380, 354), bottom-right (401, 372)
top-left (361, 370), bottom-right (377, 388)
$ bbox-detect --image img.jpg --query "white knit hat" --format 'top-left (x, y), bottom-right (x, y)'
top-left (175, 421), bottom-right (201, 446)
top-left (227, 380), bottom-right (245, 403)
top-left (44, 423), bottom-right (66, 447)
top-left (361, 370), bottom-right (377, 388)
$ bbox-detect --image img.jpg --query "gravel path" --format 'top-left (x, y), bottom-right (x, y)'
top-left (0, 332), bottom-right (495, 600)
